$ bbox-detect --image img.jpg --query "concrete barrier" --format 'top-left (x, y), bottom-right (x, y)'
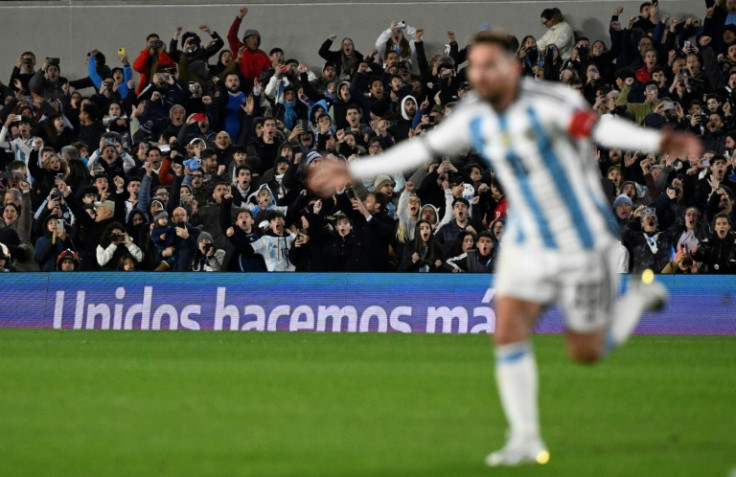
top-left (0, 1), bottom-right (700, 84)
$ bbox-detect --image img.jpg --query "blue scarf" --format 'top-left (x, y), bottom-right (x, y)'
top-left (283, 100), bottom-right (297, 130)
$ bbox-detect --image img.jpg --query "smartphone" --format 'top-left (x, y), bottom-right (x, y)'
top-left (345, 188), bottom-right (356, 200)
top-left (118, 48), bottom-right (126, 56)
top-left (56, 219), bottom-right (65, 230)
top-left (192, 113), bottom-right (208, 122)
top-left (159, 144), bottom-right (171, 153)
top-left (56, 173), bottom-right (65, 180)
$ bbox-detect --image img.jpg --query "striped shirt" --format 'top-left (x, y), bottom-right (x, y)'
top-left (251, 233), bottom-right (296, 272)
top-left (350, 78), bottom-right (662, 253)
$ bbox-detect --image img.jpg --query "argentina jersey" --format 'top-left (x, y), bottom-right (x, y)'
top-left (348, 80), bottom-right (662, 252)
top-left (422, 79), bottom-right (618, 253)
top-left (251, 234), bottom-right (296, 271)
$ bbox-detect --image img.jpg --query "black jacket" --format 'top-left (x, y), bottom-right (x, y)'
top-left (691, 231), bottom-right (736, 274)
top-left (64, 189), bottom-right (127, 270)
top-left (336, 192), bottom-right (395, 271)
top-left (623, 225), bottom-right (676, 274)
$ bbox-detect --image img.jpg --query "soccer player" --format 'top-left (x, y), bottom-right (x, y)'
top-left (306, 31), bottom-right (703, 467)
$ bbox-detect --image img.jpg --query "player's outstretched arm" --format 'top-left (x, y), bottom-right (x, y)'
top-left (308, 106), bottom-right (472, 198)
top-left (306, 159), bottom-right (352, 199)
top-left (592, 115), bottom-right (703, 160)
top-left (306, 139), bottom-right (434, 199)
top-left (349, 138), bottom-right (435, 181)
top-left (350, 103), bottom-right (473, 180)
top-left (659, 128), bottom-right (704, 161)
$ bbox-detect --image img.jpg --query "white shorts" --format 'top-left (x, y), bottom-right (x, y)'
top-left (493, 241), bottom-right (620, 333)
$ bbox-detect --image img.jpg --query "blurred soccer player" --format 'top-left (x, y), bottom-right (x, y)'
top-left (307, 31), bottom-right (702, 466)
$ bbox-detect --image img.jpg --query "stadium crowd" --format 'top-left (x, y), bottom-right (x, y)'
top-left (0, 2), bottom-right (735, 274)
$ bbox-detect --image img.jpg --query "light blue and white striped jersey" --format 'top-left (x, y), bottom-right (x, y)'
top-left (350, 78), bottom-right (662, 253)
top-left (251, 233), bottom-right (296, 271)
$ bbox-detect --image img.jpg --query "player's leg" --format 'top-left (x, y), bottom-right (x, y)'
top-left (566, 329), bottom-right (605, 364)
top-left (485, 295), bottom-right (550, 467)
top-left (605, 270), bottom-right (668, 353)
top-left (560, 249), bottom-right (667, 360)
top-left (560, 248), bottom-right (619, 362)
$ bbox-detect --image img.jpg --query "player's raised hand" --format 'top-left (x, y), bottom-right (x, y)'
top-left (660, 129), bottom-right (703, 162)
top-left (305, 158), bottom-right (352, 199)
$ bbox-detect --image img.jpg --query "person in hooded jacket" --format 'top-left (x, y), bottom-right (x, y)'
top-left (126, 208), bottom-right (149, 248)
top-left (246, 183), bottom-right (288, 224)
top-left (331, 80), bottom-right (353, 131)
top-left (389, 94), bottom-right (419, 141)
top-left (270, 85), bottom-right (308, 132)
top-left (259, 156), bottom-right (290, 205)
top-left (227, 7), bottom-right (271, 83)
top-left (191, 230), bottom-right (226, 271)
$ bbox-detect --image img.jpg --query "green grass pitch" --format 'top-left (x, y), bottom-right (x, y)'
top-left (0, 330), bottom-right (734, 476)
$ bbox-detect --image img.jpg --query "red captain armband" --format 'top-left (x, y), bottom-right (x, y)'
top-left (568, 109), bottom-right (597, 139)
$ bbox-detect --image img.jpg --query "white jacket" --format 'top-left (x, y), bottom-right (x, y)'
top-left (536, 21), bottom-right (575, 61)
top-left (96, 241), bottom-right (144, 267)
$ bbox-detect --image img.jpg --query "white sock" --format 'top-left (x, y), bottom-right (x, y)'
top-left (495, 341), bottom-right (540, 444)
top-left (606, 290), bottom-right (647, 353)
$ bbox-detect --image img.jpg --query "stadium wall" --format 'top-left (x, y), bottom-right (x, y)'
top-left (0, 0), bottom-right (700, 82)
top-left (1, 273), bottom-right (734, 334)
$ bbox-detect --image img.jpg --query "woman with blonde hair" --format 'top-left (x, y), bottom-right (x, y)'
top-left (319, 34), bottom-right (364, 77)
top-left (376, 20), bottom-right (418, 66)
